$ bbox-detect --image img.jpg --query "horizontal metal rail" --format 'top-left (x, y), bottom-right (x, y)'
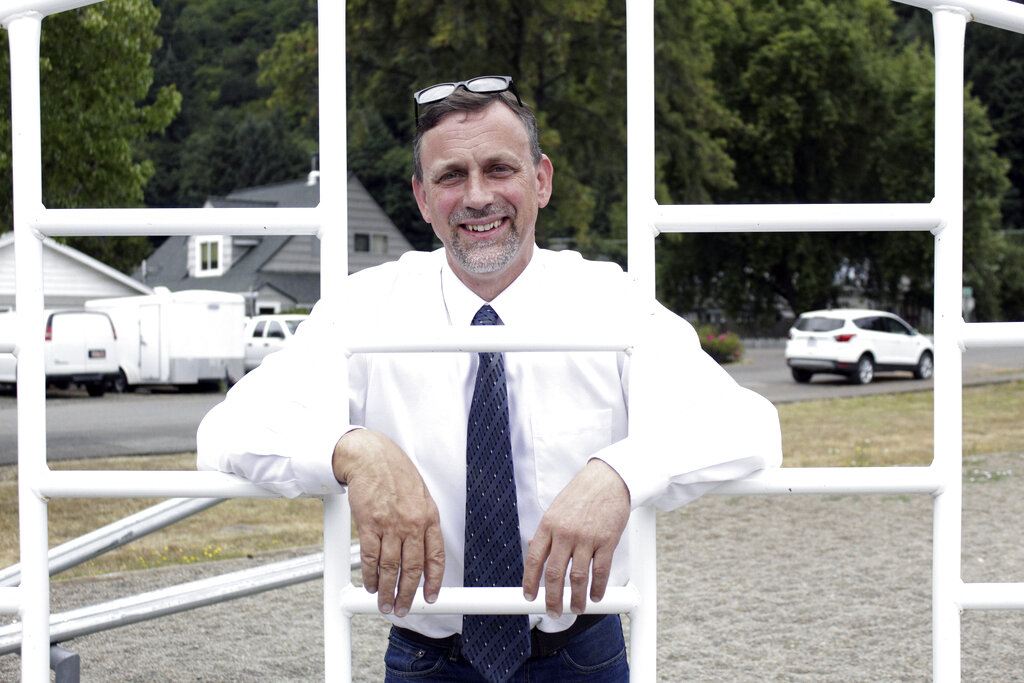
top-left (0, 498), bottom-right (225, 587)
top-left (960, 321), bottom-right (1024, 348)
top-left (653, 202), bottom-right (943, 234)
top-left (0, 587), bottom-right (19, 614)
top-left (339, 584), bottom-right (641, 617)
top-left (0, 0), bottom-right (99, 19)
top-left (344, 328), bottom-right (635, 355)
top-left (0, 342), bottom-right (14, 355)
top-left (0, 548), bottom-right (358, 656)
top-left (36, 470), bottom-right (278, 499)
top-left (900, 0), bottom-right (1024, 33)
top-left (712, 465), bottom-right (944, 496)
top-left (959, 583), bottom-right (1024, 610)
top-left (29, 207), bottom-right (322, 237)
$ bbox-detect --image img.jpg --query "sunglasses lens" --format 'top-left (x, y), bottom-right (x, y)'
top-left (466, 76), bottom-right (510, 93)
top-left (416, 83), bottom-right (457, 104)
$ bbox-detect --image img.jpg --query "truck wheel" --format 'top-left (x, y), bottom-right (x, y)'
top-left (914, 351), bottom-right (934, 380)
top-left (110, 369), bottom-right (129, 393)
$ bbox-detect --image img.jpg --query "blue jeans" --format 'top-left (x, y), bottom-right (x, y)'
top-left (383, 614), bottom-right (629, 682)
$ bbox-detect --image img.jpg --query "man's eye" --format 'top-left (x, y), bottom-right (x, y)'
top-left (490, 165), bottom-right (514, 175)
top-left (438, 171), bottom-right (462, 183)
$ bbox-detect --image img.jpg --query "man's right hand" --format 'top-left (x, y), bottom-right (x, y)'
top-left (332, 429), bottom-right (445, 617)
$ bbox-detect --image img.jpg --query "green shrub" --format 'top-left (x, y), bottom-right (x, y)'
top-left (697, 325), bottom-right (744, 364)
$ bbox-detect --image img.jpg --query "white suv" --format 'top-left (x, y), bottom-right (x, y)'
top-left (785, 309), bottom-right (934, 385)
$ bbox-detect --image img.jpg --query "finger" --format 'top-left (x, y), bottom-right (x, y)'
top-left (522, 530), bottom-right (552, 602)
top-left (422, 522), bottom-right (446, 604)
top-left (394, 537), bottom-right (425, 618)
top-left (376, 533), bottom-right (402, 614)
top-left (568, 551), bottom-right (593, 615)
top-left (589, 544), bottom-right (615, 604)
top-left (543, 541), bottom-right (572, 619)
top-left (359, 532), bottom-right (381, 595)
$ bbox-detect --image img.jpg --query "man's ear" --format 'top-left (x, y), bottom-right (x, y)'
top-left (536, 154), bottom-right (554, 209)
top-left (412, 175), bottom-right (432, 224)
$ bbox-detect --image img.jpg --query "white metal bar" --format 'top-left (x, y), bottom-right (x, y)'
top-left (930, 7), bottom-right (971, 682)
top-left (625, 1), bottom-right (659, 677)
top-left (315, 0), bottom-right (346, 302)
top-left (36, 470), bottom-right (278, 499)
top-left (0, 550), bottom-right (358, 656)
top-left (626, 0), bottom-right (657, 297)
top-left (0, 0), bottom-right (99, 22)
top-left (8, 9), bottom-right (52, 680)
top-left (0, 587), bottom-right (19, 614)
top-left (960, 321), bottom-right (1024, 348)
top-left (30, 207), bottom-right (321, 237)
top-left (712, 466), bottom-right (943, 496)
top-left (654, 202), bottom-right (942, 234)
top-left (0, 498), bottom-right (225, 587)
top-left (343, 328), bottom-right (633, 355)
top-left (959, 583), bottom-right (1024, 610)
top-left (898, 0), bottom-right (1024, 34)
top-left (338, 585), bottom-right (640, 617)
top-left (323, 495), bottom-right (350, 682)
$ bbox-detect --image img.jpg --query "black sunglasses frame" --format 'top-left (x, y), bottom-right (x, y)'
top-left (413, 76), bottom-right (522, 126)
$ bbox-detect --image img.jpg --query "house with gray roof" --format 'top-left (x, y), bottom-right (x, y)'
top-left (138, 172), bottom-right (415, 314)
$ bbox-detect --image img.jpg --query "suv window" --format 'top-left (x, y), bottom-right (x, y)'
top-left (854, 316), bottom-right (880, 331)
top-left (251, 320), bottom-right (266, 338)
top-left (266, 321), bottom-right (285, 339)
top-left (795, 316), bottom-right (843, 332)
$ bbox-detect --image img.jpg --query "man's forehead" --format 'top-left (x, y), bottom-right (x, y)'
top-left (420, 104), bottom-right (530, 163)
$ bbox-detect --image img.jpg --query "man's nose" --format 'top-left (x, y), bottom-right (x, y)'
top-left (463, 173), bottom-right (495, 209)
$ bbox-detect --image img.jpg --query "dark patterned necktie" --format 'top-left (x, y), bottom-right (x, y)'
top-left (461, 304), bottom-right (531, 682)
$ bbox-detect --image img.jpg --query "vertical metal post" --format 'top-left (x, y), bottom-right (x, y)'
top-left (316, 0), bottom-right (347, 302)
top-left (930, 7), bottom-right (970, 682)
top-left (626, 0), bottom-right (657, 296)
top-left (625, 1), bottom-right (659, 678)
top-left (6, 10), bottom-right (52, 682)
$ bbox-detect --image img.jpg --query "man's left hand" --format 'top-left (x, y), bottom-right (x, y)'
top-left (522, 458), bottom-right (630, 618)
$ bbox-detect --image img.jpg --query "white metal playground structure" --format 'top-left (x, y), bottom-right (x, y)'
top-left (2, 0), bottom-right (1024, 680)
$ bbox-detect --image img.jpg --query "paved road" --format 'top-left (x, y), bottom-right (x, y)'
top-left (1, 344), bottom-right (1022, 464)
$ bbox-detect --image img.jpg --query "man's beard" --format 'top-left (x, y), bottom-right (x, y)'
top-left (447, 205), bottom-right (521, 274)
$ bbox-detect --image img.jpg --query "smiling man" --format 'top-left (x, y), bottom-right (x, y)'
top-left (198, 76), bottom-right (782, 683)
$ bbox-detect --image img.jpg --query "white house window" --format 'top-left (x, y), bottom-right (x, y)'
top-left (196, 236), bottom-right (224, 277)
top-left (354, 233), bottom-right (389, 255)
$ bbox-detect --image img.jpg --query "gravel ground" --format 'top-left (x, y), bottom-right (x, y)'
top-left (2, 451), bottom-right (1023, 681)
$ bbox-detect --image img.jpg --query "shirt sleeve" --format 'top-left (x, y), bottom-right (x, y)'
top-left (196, 297), bottom-right (356, 498)
top-left (593, 300), bottom-right (782, 511)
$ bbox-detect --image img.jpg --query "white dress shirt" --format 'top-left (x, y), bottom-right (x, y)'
top-left (197, 247), bottom-right (782, 637)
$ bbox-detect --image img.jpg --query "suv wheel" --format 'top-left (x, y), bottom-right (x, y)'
top-left (914, 351), bottom-right (934, 380)
top-left (850, 355), bottom-right (874, 385)
top-left (791, 368), bottom-right (813, 384)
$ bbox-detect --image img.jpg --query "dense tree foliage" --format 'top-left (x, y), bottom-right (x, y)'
top-left (657, 0), bottom-right (1012, 329)
top-left (0, 0), bottom-right (180, 273)
top-left (142, 0), bottom-right (316, 208)
top-left (3, 0), bottom-right (1019, 323)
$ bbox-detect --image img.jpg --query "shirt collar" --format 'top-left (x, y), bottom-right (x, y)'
top-left (440, 247), bottom-right (543, 326)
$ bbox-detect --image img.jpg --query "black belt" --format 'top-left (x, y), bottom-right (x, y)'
top-left (393, 614), bottom-right (607, 659)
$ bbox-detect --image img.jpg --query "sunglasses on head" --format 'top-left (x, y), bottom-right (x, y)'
top-left (413, 75), bottom-right (522, 126)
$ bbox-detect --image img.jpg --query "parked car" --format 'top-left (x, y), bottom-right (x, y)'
top-left (0, 309), bottom-right (121, 396)
top-left (785, 309), bottom-right (934, 385)
top-left (243, 314), bottom-right (308, 372)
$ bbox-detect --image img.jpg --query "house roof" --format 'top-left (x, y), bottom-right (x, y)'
top-left (138, 173), bottom-right (407, 307)
top-left (1, 231), bottom-right (152, 306)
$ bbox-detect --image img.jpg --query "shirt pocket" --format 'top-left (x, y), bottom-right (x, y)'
top-left (531, 408), bottom-right (613, 509)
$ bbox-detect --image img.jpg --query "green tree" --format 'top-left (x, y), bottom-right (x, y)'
top-left (656, 0), bottom-right (1010, 329)
top-left (143, 0), bottom-right (316, 208)
top-left (0, 0), bottom-right (181, 273)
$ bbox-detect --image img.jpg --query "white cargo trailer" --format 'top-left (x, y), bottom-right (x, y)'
top-left (85, 289), bottom-right (245, 391)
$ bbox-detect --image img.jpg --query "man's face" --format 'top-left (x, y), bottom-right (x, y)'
top-left (412, 100), bottom-right (553, 299)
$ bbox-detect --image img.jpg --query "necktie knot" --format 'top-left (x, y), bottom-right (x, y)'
top-left (472, 304), bottom-right (502, 327)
